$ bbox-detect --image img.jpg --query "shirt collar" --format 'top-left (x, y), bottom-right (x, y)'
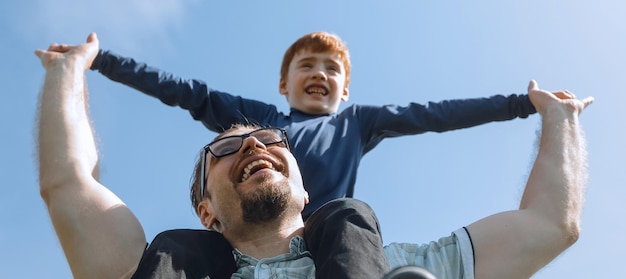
top-left (232, 236), bottom-right (310, 268)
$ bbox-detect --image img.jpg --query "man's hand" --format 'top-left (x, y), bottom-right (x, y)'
top-left (34, 32), bottom-right (99, 71)
top-left (527, 80), bottom-right (594, 116)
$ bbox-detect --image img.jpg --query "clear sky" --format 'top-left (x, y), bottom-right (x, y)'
top-left (1, 1), bottom-right (624, 278)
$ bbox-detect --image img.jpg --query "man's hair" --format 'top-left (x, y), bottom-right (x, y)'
top-left (190, 124), bottom-right (262, 214)
top-left (280, 31), bottom-right (351, 88)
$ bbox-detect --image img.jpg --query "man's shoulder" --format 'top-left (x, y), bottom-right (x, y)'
top-left (134, 229), bottom-right (237, 278)
top-left (152, 229), bottom-right (226, 246)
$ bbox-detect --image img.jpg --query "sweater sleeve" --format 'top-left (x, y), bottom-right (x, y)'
top-left (356, 94), bottom-right (537, 152)
top-left (90, 49), bottom-right (280, 132)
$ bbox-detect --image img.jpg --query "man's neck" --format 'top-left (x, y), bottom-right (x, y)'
top-left (226, 216), bottom-right (305, 260)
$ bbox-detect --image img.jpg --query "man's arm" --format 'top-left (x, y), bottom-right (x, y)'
top-left (465, 80), bottom-right (593, 279)
top-left (36, 33), bottom-right (146, 279)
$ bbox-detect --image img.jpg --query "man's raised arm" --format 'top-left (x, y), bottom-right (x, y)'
top-left (466, 80), bottom-right (593, 279)
top-left (36, 33), bottom-right (146, 279)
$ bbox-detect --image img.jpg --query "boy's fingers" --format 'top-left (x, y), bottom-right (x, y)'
top-left (582, 97), bottom-right (594, 109)
top-left (87, 32), bottom-right (98, 43)
top-left (553, 91), bottom-right (575, 100)
top-left (528, 80), bottom-right (538, 92)
top-left (47, 43), bottom-right (58, 51)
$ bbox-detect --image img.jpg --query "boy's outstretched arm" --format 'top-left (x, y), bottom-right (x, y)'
top-left (90, 48), bottom-right (207, 108)
top-left (36, 33), bottom-right (146, 279)
top-left (90, 47), bottom-right (277, 132)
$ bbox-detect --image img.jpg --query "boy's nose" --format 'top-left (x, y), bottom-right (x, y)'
top-left (312, 68), bottom-right (327, 80)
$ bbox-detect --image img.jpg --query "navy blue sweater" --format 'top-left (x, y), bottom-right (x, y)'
top-left (91, 50), bottom-right (536, 217)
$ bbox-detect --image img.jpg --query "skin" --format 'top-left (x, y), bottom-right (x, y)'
top-left (196, 127), bottom-right (310, 259)
top-left (467, 80), bottom-right (593, 279)
top-left (279, 50), bottom-right (349, 115)
top-left (37, 32), bottom-right (593, 279)
top-left (36, 33), bottom-right (146, 279)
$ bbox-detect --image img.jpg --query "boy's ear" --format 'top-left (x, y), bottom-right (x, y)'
top-left (279, 79), bottom-right (288, 96)
top-left (197, 200), bottom-right (220, 232)
top-left (341, 87), bottom-right (349, 102)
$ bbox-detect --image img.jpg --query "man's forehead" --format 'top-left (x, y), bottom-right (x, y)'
top-left (216, 126), bottom-right (255, 140)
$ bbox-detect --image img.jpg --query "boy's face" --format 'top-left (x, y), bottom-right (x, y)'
top-left (279, 50), bottom-right (349, 115)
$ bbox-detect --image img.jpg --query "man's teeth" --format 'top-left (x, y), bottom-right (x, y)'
top-left (241, 159), bottom-right (275, 182)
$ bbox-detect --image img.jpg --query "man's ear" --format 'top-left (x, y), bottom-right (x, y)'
top-left (341, 87), bottom-right (349, 102)
top-left (279, 78), bottom-right (288, 96)
top-left (197, 200), bottom-right (220, 232)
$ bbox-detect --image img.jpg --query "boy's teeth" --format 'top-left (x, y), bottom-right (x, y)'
top-left (307, 87), bottom-right (326, 95)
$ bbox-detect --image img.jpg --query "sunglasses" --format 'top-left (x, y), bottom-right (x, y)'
top-left (199, 127), bottom-right (290, 199)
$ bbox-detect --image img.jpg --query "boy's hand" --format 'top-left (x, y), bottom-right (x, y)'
top-left (34, 33), bottom-right (99, 71)
top-left (527, 80), bottom-right (593, 116)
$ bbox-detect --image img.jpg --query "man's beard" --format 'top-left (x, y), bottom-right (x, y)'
top-left (239, 179), bottom-right (291, 223)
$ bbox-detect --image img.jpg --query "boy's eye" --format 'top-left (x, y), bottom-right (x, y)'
top-left (301, 63), bottom-right (313, 68)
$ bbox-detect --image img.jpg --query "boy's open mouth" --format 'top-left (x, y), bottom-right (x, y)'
top-left (306, 86), bottom-right (328, 96)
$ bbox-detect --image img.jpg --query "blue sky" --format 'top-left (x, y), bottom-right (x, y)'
top-left (1, 1), bottom-right (624, 278)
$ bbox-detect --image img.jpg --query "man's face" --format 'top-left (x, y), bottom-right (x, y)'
top-left (279, 50), bottom-right (349, 115)
top-left (202, 127), bottom-right (308, 231)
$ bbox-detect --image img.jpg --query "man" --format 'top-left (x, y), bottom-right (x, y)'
top-left (35, 33), bottom-right (407, 279)
top-left (37, 34), bottom-right (593, 279)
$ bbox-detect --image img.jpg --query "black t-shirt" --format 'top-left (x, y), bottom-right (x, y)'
top-left (131, 229), bottom-right (237, 279)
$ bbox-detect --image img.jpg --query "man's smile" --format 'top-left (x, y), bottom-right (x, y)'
top-left (233, 152), bottom-right (286, 184)
top-left (240, 159), bottom-right (276, 182)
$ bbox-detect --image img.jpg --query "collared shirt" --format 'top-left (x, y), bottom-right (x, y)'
top-left (385, 228), bottom-right (474, 279)
top-left (231, 236), bottom-right (315, 279)
top-left (229, 228), bottom-right (473, 279)
top-left (131, 229), bottom-right (473, 278)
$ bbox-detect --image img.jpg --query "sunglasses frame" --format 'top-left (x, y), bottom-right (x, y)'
top-left (199, 127), bottom-right (290, 200)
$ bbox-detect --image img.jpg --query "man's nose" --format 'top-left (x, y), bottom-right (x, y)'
top-left (239, 136), bottom-right (267, 156)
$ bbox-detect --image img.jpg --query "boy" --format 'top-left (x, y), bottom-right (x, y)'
top-left (91, 31), bottom-right (537, 217)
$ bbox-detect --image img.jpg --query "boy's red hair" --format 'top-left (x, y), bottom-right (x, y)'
top-left (280, 32), bottom-right (351, 88)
